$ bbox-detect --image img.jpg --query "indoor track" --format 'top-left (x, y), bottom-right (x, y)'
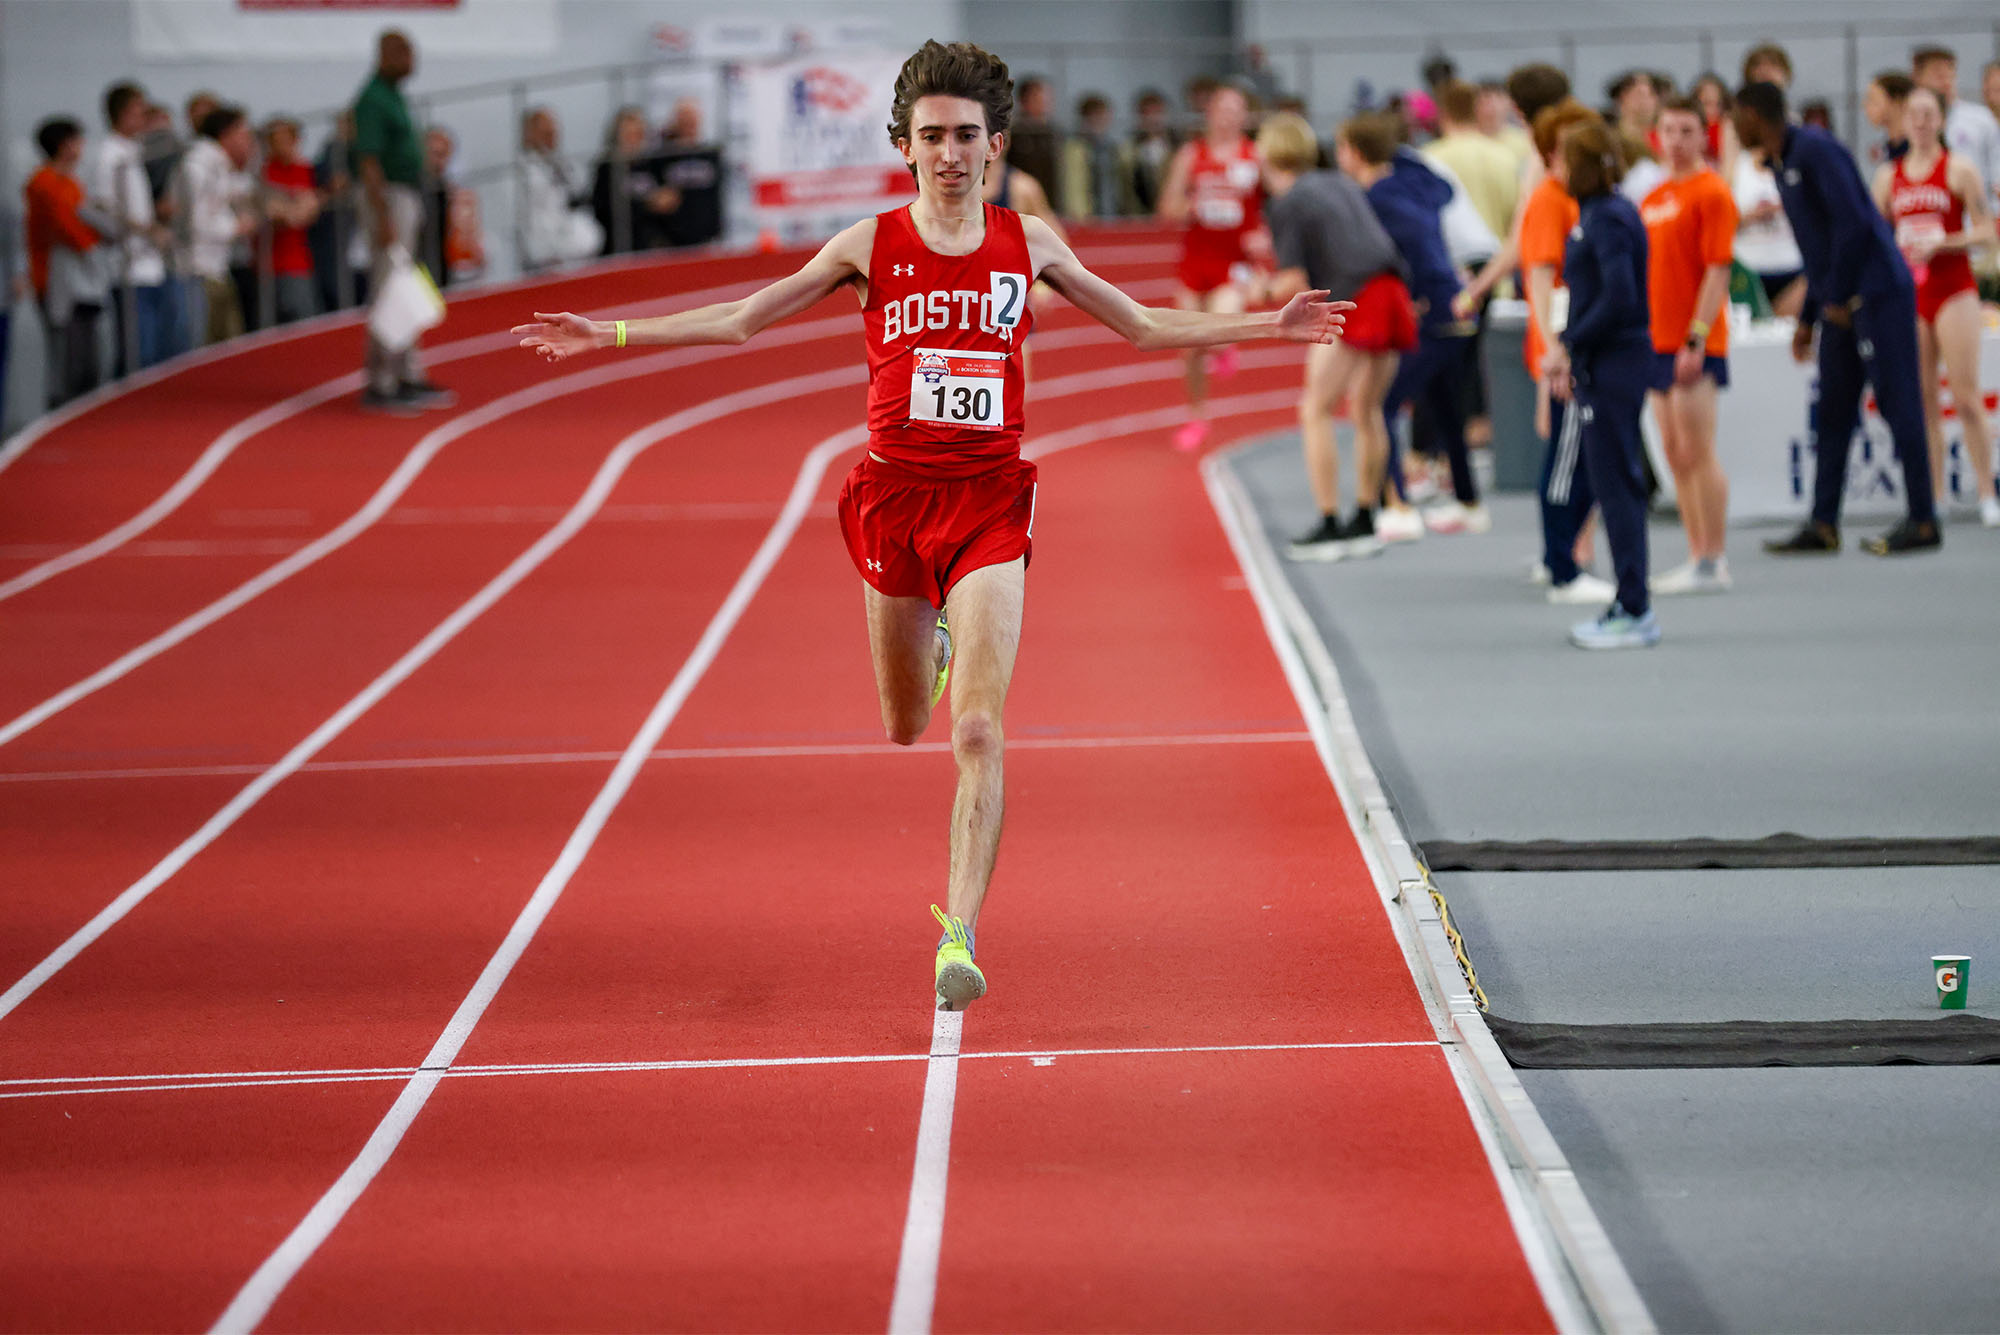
top-left (3, 233), bottom-right (1560, 1332)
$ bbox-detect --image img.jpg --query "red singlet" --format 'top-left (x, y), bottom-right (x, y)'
top-left (863, 203), bottom-right (1035, 478)
top-left (1176, 137), bottom-right (1263, 295)
top-left (1888, 149), bottom-right (1977, 323)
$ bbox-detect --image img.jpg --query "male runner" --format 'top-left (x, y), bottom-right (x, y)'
top-left (514, 41), bottom-right (1347, 1010)
top-left (1157, 83), bottom-right (1269, 452)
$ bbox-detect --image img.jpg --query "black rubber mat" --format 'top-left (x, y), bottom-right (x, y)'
top-left (1488, 1013), bottom-right (2000, 1068)
top-left (1424, 834), bottom-right (2000, 871)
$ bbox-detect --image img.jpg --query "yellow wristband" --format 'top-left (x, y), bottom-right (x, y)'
top-left (1686, 320), bottom-right (1710, 344)
top-left (615, 320), bottom-right (627, 349)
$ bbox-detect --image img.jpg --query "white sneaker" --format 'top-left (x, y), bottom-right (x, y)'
top-left (1423, 499), bottom-right (1470, 533)
top-left (1375, 507), bottom-right (1426, 543)
top-left (1528, 558), bottom-right (1550, 585)
top-left (1650, 558), bottom-right (1733, 595)
top-left (1460, 503), bottom-right (1492, 533)
top-left (1981, 497), bottom-right (2000, 529)
top-left (1547, 571), bottom-right (1617, 604)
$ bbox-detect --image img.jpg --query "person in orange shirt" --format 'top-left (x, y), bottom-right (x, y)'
top-left (1517, 100), bottom-right (1609, 604)
top-left (1640, 96), bottom-right (1738, 594)
top-left (24, 116), bottom-right (111, 407)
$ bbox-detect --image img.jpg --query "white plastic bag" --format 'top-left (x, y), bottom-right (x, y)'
top-left (368, 246), bottom-right (445, 352)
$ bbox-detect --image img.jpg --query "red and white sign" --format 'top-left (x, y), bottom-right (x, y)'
top-left (735, 50), bottom-right (916, 234)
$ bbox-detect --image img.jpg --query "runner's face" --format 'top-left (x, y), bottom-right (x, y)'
top-left (1906, 89), bottom-right (1943, 146)
top-left (903, 94), bottom-right (999, 202)
top-left (1208, 89), bottom-right (1247, 138)
top-left (1658, 109), bottom-right (1703, 168)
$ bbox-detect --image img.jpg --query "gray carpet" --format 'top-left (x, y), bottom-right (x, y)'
top-left (1522, 1067), bottom-right (2000, 1334)
top-left (1227, 434), bottom-right (2000, 844)
top-left (1440, 867), bottom-right (2000, 1024)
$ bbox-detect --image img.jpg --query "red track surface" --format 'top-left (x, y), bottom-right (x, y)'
top-left (0, 233), bottom-right (1555, 1332)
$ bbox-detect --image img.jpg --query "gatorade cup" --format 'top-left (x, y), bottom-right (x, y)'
top-left (1933, 955), bottom-right (1971, 1010)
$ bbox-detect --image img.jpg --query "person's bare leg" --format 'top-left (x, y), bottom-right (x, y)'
top-left (939, 557), bottom-right (1026, 931)
top-left (1652, 388), bottom-right (1699, 562)
top-left (1677, 376), bottom-right (1727, 558)
top-left (1917, 319), bottom-right (1947, 504)
top-left (864, 583), bottom-right (946, 746)
top-left (1352, 352), bottom-right (1400, 506)
top-left (1176, 288), bottom-right (1208, 416)
top-left (1300, 340), bottom-right (1361, 515)
top-left (1934, 291), bottom-right (1995, 505)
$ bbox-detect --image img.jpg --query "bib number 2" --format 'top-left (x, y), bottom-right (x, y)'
top-left (910, 347), bottom-right (1006, 430)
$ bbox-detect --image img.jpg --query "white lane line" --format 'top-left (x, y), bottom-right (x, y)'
top-left (0, 1040), bottom-right (1437, 1101)
top-left (0, 367), bottom-right (867, 1025)
top-left (206, 415), bottom-right (865, 1335)
top-left (0, 283), bottom-right (775, 602)
top-left (0, 730), bottom-right (1312, 784)
top-left (0, 313), bottom-right (854, 751)
top-left (888, 1008), bottom-right (964, 1335)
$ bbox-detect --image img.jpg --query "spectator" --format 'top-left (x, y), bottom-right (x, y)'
top-left (1691, 73), bottom-right (1731, 162)
top-left (1865, 72), bottom-right (1913, 164)
top-left (1128, 88), bottom-right (1178, 213)
top-left (1608, 69), bottom-right (1661, 151)
top-left (1183, 73), bottom-right (1220, 135)
top-left (1239, 45), bottom-right (1285, 109)
top-left (1727, 45), bottom-right (1806, 320)
top-left (261, 117), bottom-right (321, 324)
top-left (25, 117), bottom-right (112, 407)
top-left (1, 196), bottom-right (27, 427)
top-left (89, 80), bottom-right (176, 372)
top-left (655, 99), bottom-right (723, 248)
top-left (1620, 131), bottom-right (1668, 206)
top-left (517, 106), bottom-right (601, 270)
top-left (1059, 93), bottom-right (1134, 218)
top-left (1425, 81), bottom-right (1518, 250)
top-left (310, 110), bottom-right (366, 312)
top-left (354, 28), bottom-right (451, 412)
top-left (176, 104), bottom-right (256, 345)
top-left (421, 126), bottom-right (458, 284)
top-left (1741, 42), bottom-right (1792, 91)
top-left (1799, 99), bottom-right (1835, 133)
top-left (138, 102), bottom-right (180, 207)
top-left (1421, 51), bottom-right (1458, 97)
top-left (1007, 76), bottom-right (1060, 192)
top-left (1477, 80), bottom-right (1534, 173)
top-left (1912, 45), bottom-right (2000, 207)
top-left (592, 106), bottom-right (680, 254)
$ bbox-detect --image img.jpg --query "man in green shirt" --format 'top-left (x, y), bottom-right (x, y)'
top-left (354, 29), bottom-right (453, 412)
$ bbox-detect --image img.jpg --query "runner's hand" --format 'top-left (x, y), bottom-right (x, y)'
top-left (1275, 290), bottom-right (1353, 344)
top-left (1790, 318), bottom-right (1813, 364)
top-left (512, 311), bottom-right (603, 363)
top-left (1673, 346), bottom-right (1705, 387)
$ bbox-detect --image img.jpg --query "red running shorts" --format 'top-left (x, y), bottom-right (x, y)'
top-left (837, 454), bottom-right (1038, 607)
top-left (1341, 271), bottom-right (1419, 354)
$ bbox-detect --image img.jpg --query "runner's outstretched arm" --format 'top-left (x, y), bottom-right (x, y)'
top-left (511, 219), bottom-right (873, 362)
top-left (1025, 214), bottom-right (1349, 349)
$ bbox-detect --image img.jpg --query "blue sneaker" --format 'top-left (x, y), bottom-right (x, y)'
top-left (1569, 605), bottom-right (1661, 650)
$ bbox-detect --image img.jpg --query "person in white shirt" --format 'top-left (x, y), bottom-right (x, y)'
top-left (175, 105), bottom-right (258, 345)
top-left (88, 81), bottom-right (177, 369)
top-left (517, 107), bottom-right (601, 271)
top-left (1913, 46), bottom-right (2000, 210)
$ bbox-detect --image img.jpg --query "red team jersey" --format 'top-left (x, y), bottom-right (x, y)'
top-left (1176, 137), bottom-right (1263, 294)
top-left (1888, 150), bottom-right (1976, 322)
top-left (839, 203), bottom-right (1041, 606)
top-left (863, 202), bottom-right (1035, 477)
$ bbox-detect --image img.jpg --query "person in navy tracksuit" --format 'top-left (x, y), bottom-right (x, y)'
top-left (1734, 81), bottom-right (1939, 555)
top-left (1542, 118), bottom-right (1661, 649)
top-left (1340, 124), bottom-right (1487, 530)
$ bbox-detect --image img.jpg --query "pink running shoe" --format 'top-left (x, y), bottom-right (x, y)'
top-left (1211, 345), bottom-right (1240, 379)
top-left (1174, 419), bottom-right (1211, 453)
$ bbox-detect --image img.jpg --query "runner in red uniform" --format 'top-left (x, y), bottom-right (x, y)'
top-left (514, 41), bottom-right (1348, 1009)
top-left (1158, 84), bottom-right (1269, 451)
top-left (1872, 86), bottom-right (1997, 523)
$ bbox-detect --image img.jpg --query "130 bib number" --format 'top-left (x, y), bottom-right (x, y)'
top-left (909, 347), bottom-right (1006, 431)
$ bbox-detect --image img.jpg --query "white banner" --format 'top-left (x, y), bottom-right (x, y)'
top-left (132, 0), bottom-right (556, 59)
top-left (1676, 322), bottom-right (2000, 521)
top-left (731, 50), bottom-right (915, 236)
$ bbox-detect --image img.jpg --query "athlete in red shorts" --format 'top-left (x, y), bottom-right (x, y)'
top-left (1872, 86), bottom-right (1997, 523)
top-left (1158, 84), bottom-right (1270, 451)
top-left (515, 41), bottom-right (1348, 1010)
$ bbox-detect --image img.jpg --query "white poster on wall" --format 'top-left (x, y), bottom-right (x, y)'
top-left (132, 0), bottom-right (557, 59)
top-left (733, 50), bottom-right (916, 238)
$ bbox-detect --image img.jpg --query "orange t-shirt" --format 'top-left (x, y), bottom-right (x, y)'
top-left (1639, 169), bottom-right (1737, 356)
top-left (1519, 176), bottom-right (1579, 375)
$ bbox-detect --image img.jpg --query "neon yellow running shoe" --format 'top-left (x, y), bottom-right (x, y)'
top-left (931, 904), bottom-right (986, 1010)
top-left (930, 616), bottom-right (952, 709)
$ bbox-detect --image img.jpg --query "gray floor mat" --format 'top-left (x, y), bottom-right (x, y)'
top-left (1521, 1067), bottom-right (2000, 1334)
top-left (1226, 434), bottom-right (2000, 844)
top-left (1440, 866), bottom-right (2000, 1025)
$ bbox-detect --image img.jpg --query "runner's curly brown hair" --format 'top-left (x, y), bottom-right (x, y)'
top-left (886, 40), bottom-right (1014, 147)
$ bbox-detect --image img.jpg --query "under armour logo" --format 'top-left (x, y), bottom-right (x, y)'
top-left (866, 558), bottom-right (884, 571)
top-left (892, 264), bottom-right (915, 276)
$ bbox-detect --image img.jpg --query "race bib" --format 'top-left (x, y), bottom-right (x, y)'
top-left (1195, 192), bottom-right (1244, 229)
top-left (1895, 215), bottom-right (1945, 247)
top-left (910, 347), bottom-right (1006, 431)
